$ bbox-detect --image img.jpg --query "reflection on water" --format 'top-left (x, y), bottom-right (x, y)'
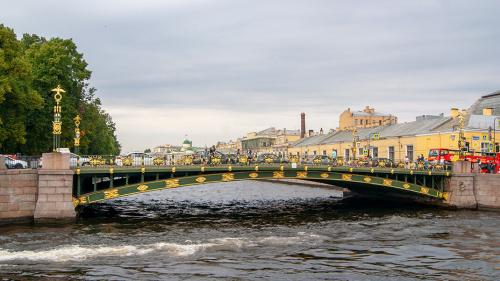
top-left (0, 181), bottom-right (498, 281)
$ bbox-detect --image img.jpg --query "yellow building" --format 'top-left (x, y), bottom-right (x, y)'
top-left (339, 106), bottom-right (397, 130)
top-left (240, 127), bottom-right (301, 155)
top-left (290, 92), bottom-right (500, 162)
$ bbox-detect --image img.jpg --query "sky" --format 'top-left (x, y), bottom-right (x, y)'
top-left (2, 0), bottom-right (500, 152)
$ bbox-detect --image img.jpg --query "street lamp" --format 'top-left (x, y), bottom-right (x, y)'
top-left (457, 109), bottom-right (467, 155)
top-left (494, 117), bottom-right (500, 153)
top-left (51, 85), bottom-right (65, 151)
top-left (74, 115), bottom-right (81, 154)
top-left (351, 128), bottom-right (358, 161)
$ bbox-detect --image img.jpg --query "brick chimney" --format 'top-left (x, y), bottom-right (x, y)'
top-left (300, 113), bottom-right (306, 138)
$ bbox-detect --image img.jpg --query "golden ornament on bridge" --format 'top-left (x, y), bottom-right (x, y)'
top-left (51, 85), bottom-right (65, 103)
top-left (104, 189), bottom-right (119, 199)
top-left (296, 171), bottom-right (308, 178)
top-left (137, 185), bottom-right (149, 192)
top-left (195, 177), bottom-right (206, 183)
top-left (273, 171), bottom-right (284, 178)
top-left (222, 173), bottom-right (234, 181)
top-left (52, 121), bottom-right (62, 135)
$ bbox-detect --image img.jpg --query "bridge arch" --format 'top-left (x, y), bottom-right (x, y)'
top-left (73, 170), bottom-right (447, 206)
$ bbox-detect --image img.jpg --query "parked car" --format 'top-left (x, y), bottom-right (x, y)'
top-left (69, 153), bottom-right (91, 167)
top-left (4, 156), bottom-right (28, 169)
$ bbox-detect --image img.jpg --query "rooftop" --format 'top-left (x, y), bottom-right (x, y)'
top-left (469, 90), bottom-right (500, 116)
top-left (352, 111), bottom-right (393, 117)
top-left (293, 117), bottom-right (451, 147)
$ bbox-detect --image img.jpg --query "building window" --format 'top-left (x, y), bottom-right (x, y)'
top-left (372, 147), bottom-right (378, 158)
top-left (313, 151), bottom-right (317, 155)
top-left (388, 146), bottom-right (395, 161)
top-left (480, 142), bottom-right (490, 153)
top-left (379, 120), bottom-right (382, 125)
top-left (322, 150), bottom-right (326, 156)
top-left (358, 148), bottom-right (363, 156)
top-left (345, 149), bottom-right (350, 160)
top-left (406, 145), bottom-right (414, 161)
top-left (263, 141), bottom-right (267, 147)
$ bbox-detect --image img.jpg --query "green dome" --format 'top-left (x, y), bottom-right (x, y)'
top-left (183, 139), bottom-right (192, 145)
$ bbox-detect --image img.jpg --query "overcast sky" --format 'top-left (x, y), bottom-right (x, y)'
top-left (3, 0), bottom-right (500, 152)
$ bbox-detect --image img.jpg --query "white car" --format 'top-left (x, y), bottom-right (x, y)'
top-left (4, 156), bottom-right (28, 169)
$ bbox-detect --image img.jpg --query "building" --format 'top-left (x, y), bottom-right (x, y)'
top-left (339, 106), bottom-right (397, 130)
top-left (151, 138), bottom-right (203, 163)
top-left (180, 139), bottom-right (194, 153)
top-left (151, 144), bottom-right (181, 154)
top-left (290, 92), bottom-right (500, 162)
top-left (272, 128), bottom-right (301, 156)
top-left (215, 140), bottom-right (239, 154)
top-left (240, 127), bottom-right (301, 155)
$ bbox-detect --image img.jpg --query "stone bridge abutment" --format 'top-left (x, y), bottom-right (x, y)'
top-left (1, 153), bottom-right (75, 223)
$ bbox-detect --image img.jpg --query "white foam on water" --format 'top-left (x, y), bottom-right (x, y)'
top-left (0, 232), bottom-right (325, 262)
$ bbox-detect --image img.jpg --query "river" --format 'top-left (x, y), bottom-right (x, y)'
top-left (0, 181), bottom-right (498, 280)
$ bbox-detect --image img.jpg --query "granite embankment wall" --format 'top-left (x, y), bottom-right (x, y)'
top-left (0, 153), bottom-right (76, 223)
top-left (446, 173), bottom-right (500, 209)
top-left (0, 169), bottom-right (38, 222)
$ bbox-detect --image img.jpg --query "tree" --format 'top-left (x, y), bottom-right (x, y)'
top-left (0, 25), bottom-right (120, 155)
top-left (20, 35), bottom-right (91, 154)
top-left (20, 33), bottom-right (120, 155)
top-left (0, 25), bottom-right (42, 152)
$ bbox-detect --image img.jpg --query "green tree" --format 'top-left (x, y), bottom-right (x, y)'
top-left (20, 33), bottom-right (120, 155)
top-left (0, 25), bottom-right (42, 152)
top-left (79, 97), bottom-right (121, 155)
top-left (0, 25), bottom-right (120, 155)
top-left (20, 35), bottom-right (90, 154)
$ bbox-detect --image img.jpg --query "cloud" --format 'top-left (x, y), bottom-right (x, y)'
top-left (2, 0), bottom-right (500, 152)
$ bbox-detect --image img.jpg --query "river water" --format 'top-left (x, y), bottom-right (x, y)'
top-left (0, 181), bottom-right (498, 280)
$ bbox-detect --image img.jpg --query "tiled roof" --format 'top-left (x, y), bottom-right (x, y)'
top-left (467, 115), bottom-right (499, 130)
top-left (256, 127), bottom-right (301, 136)
top-left (292, 117), bottom-right (452, 147)
top-left (352, 111), bottom-right (392, 117)
top-left (469, 91), bottom-right (500, 116)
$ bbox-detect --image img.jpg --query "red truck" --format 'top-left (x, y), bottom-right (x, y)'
top-left (428, 148), bottom-right (500, 173)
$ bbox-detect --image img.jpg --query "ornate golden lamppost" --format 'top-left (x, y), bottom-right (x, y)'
top-left (457, 110), bottom-right (467, 156)
top-left (74, 115), bottom-right (81, 154)
top-left (351, 128), bottom-right (358, 161)
top-left (51, 85), bottom-right (65, 151)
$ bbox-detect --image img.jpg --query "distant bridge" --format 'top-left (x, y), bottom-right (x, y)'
top-left (72, 164), bottom-right (451, 207)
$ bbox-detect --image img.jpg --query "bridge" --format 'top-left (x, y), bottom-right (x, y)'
top-left (3, 152), bottom-right (499, 223)
top-left (72, 160), bottom-right (451, 207)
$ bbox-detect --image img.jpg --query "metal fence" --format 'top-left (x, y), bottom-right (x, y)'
top-left (69, 154), bottom-right (452, 171)
top-left (2, 155), bottom-right (41, 169)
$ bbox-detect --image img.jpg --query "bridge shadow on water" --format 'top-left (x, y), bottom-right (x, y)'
top-left (76, 180), bottom-right (448, 229)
